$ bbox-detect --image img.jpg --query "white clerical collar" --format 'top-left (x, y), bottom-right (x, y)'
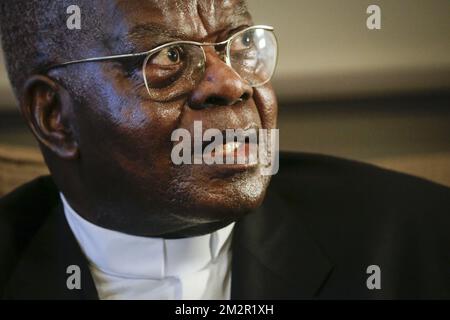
top-left (60, 193), bottom-right (235, 280)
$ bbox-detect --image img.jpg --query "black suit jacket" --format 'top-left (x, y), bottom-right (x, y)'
top-left (1, 152), bottom-right (449, 299)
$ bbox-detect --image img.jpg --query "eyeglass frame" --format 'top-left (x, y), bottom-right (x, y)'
top-left (44, 25), bottom-right (277, 96)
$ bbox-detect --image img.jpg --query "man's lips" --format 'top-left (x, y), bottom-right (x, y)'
top-left (170, 120), bottom-right (263, 171)
top-left (201, 141), bottom-right (259, 164)
top-left (196, 140), bottom-right (260, 177)
top-left (193, 127), bottom-right (260, 164)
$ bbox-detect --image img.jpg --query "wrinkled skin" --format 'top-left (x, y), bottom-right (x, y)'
top-left (24, 0), bottom-right (278, 237)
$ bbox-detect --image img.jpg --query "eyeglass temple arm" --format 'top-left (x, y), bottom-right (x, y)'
top-left (44, 51), bottom-right (150, 72)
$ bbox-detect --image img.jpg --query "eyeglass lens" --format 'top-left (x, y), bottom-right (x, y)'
top-left (143, 28), bottom-right (277, 101)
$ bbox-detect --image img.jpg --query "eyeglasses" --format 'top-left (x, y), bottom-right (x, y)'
top-left (45, 25), bottom-right (278, 102)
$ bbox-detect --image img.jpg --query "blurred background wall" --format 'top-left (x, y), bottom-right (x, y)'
top-left (0, 0), bottom-right (449, 194)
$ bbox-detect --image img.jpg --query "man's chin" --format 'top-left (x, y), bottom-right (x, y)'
top-left (180, 168), bottom-right (271, 222)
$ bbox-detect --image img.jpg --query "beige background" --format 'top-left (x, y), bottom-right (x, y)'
top-left (247, 0), bottom-right (450, 100)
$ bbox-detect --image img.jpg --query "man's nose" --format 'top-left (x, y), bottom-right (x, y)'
top-left (188, 50), bottom-right (253, 110)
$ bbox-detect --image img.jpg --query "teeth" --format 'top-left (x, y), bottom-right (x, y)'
top-left (224, 142), bottom-right (241, 153)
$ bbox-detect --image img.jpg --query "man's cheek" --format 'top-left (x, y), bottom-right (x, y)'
top-left (140, 100), bottom-right (185, 138)
top-left (253, 84), bottom-right (278, 129)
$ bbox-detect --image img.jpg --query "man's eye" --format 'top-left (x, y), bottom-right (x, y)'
top-left (233, 32), bottom-right (254, 50)
top-left (150, 46), bottom-right (183, 65)
top-left (144, 45), bottom-right (188, 89)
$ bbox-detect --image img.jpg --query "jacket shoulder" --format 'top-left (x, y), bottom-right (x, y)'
top-left (272, 152), bottom-right (450, 298)
top-left (274, 151), bottom-right (450, 238)
top-left (275, 151), bottom-right (450, 210)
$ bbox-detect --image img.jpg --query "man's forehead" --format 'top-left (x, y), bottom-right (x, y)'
top-left (113, 0), bottom-right (251, 44)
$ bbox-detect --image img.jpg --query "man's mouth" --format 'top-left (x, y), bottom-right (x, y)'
top-left (171, 121), bottom-right (265, 172)
top-left (196, 129), bottom-right (259, 165)
top-left (202, 141), bottom-right (258, 163)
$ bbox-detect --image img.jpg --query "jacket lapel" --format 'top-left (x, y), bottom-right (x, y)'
top-left (4, 201), bottom-right (98, 299)
top-left (231, 190), bottom-right (333, 299)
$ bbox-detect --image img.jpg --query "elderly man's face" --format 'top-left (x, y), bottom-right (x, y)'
top-left (65, 0), bottom-right (277, 236)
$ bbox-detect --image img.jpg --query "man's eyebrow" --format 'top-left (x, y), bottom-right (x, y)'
top-left (118, 5), bottom-right (252, 53)
top-left (127, 23), bottom-right (190, 47)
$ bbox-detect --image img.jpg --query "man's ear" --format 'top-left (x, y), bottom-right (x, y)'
top-left (21, 75), bottom-right (79, 159)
